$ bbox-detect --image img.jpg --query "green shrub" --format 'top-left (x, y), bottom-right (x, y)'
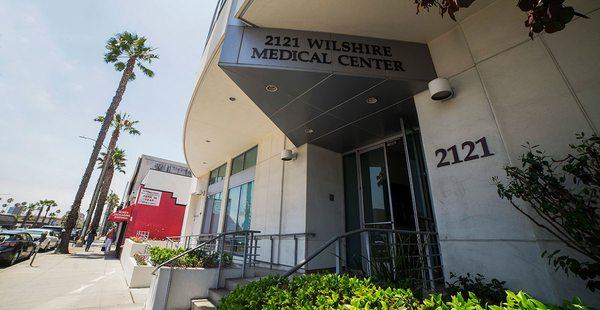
top-left (219, 274), bottom-right (420, 310)
top-left (147, 246), bottom-right (233, 268)
top-left (218, 274), bottom-right (592, 310)
top-left (445, 273), bottom-right (507, 305)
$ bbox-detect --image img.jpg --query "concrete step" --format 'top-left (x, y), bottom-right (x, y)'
top-left (191, 298), bottom-right (216, 310)
top-left (208, 288), bottom-right (230, 305)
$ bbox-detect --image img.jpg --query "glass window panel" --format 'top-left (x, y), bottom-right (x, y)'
top-left (203, 192), bottom-right (222, 234)
top-left (217, 164), bottom-right (226, 180)
top-left (243, 147), bottom-right (258, 169)
top-left (236, 182), bottom-right (253, 231)
top-left (359, 147), bottom-right (391, 224)
top-left (209, 170), bottom-right (217, 185)
top-left (231, 155), bottom-right (244, 175)
top-left (225, 187), bottom-right (241, 232)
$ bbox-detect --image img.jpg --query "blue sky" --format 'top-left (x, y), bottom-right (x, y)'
top-left (0, 0), bottom-right (217, 214)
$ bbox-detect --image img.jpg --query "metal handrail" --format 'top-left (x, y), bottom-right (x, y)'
top-left (152, 230), bottom-right (260, 275)
top-left (254, 233), bottom-right (315, 239)
top-left (283, 228), bottom-right (438, 277)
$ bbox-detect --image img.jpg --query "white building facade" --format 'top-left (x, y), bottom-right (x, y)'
top-left (180, 0), bottom-right (599, 304)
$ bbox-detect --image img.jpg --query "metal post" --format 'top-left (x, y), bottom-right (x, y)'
top-left (216, 235), bottom-right (224, 288)
top-left (293, 235), bottom-right (298, 266)
top-left (241, 232), bottom-right (248, 278)
top-left (269, 236), bottom-right (274, 269)
top-left (335, 238), bottom-right (342, 274)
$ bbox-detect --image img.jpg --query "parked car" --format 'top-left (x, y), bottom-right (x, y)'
top-left (0, 230), bottom-right (36, 265)
top-left (26, 228), bottom-right (59, 251)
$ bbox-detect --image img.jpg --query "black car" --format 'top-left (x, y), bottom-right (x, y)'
top-left (0, 230), bottom-right (36, 265)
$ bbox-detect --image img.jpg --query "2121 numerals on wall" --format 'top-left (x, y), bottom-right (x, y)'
top-left (435, 137), bottom-right (494, 168)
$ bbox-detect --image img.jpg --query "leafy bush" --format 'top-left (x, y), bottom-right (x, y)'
top-left (147, 246), bottom-right (233, 268)
top-left (494, 133), bottom-right (600, 291)
top-left (218, 274), bottom-right (591, 310)
top-left (219, 274), bottom-right (421, 310)
top-left (445, 272), bottom-right (507, 305)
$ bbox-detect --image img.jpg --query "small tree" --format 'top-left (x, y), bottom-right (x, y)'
top-left (494, 133), bottom-right (599, 291)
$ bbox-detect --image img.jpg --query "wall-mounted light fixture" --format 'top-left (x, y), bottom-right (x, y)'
top-left (280, 149), bottom-right (297, 161)
top-left (428, 78), bottom-right (453, 101)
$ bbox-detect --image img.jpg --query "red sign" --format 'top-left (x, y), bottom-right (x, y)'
top-left (108, 208), bottom-right (133, 222)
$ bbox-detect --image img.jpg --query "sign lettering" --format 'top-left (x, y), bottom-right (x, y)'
top-left (435, 137), bottom-right (494, 168)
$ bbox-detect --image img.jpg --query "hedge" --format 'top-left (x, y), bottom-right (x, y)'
top-left (218, 274), bottom-right (590, 310)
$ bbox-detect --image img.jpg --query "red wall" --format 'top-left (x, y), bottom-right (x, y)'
top-left (124, 185), bottom-right (186, 240)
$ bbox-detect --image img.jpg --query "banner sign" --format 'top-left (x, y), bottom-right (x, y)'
top-left (138, 188), bottom-right (162, 206)
top-left (223, 27), bottom-right (435, 80)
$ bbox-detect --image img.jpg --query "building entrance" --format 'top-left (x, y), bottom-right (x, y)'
top-left (343, 126), bottom-right (442, 289)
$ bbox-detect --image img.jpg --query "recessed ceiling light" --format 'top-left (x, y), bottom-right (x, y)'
top-left (205, 140), bottom-right (211, 143)
top-left (265, 84), bottom-right (278, 93)
top-left (228, 97), bottom-right (236, 101)
top-left (366, 97), bottom-right (378, 104)
top-left (304, 128), bottom-right (314, 134)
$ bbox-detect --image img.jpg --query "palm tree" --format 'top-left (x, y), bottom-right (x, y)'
top-left (87, 148), bottom-right (127, 239)
top-left (58, 32), bottom-right (157, 253)
top-left (41, 200), bottom-right (58, 226)
top-left (79, 113), bottom-right (140, 242)
top-left (33, 200), bottom-right (57, 227)
top-left (20, 202), bottom-right (36, 228)
top-left (100, 192), bottom-right (120, 235)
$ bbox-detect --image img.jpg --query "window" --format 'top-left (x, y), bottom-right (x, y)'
top-left (225, 181), bottom-right (253, 232)
top-left (231, 146), bottom-right (258, 175)
top-left (202, 192), bottom-right (222, 234)
top-left (208, 164), bottom-right (226, 185)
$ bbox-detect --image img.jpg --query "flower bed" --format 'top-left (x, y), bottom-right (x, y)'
top-left (218, 274), bottom-right (590, 310)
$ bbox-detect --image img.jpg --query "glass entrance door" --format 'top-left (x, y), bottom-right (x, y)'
top-left (343, 130), bottom-right (442, 288)
top-left (359, 146), bottom-right (393, 229)
top-left (358, 138), bottom-right (417, 232)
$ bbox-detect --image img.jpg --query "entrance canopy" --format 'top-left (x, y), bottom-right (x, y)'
top-left (219, 26), bottom-right (437, 153)
top-left (108, 206), bottom-right (135, 223)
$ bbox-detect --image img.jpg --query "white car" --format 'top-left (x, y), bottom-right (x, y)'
top-left (26, 229), bottom-right (59, 251)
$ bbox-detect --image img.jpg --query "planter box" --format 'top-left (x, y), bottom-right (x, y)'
top-left (127, 257), bottom-right (155, 288)
top-left (120, 239), bottom-right (153, 288)
top-left (146, 267), bottom-right (243, 310)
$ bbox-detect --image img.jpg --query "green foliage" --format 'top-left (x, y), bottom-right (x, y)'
top-left (445, 273), bottom-right (507, 305)
top-left (413, 0), bottom-right (587, 39)
top-left (494, 133), bottom-right (600, 291)
top-left (220, 274), bottom-right (591, 310)
top-left (147, 246), bottom-right (233, 269)
top-left (104, 31), bottom-right (158, 80)
top-left (219, 274), bottom-right (422, 310)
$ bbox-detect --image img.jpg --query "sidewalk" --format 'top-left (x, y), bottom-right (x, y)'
top-left (0, 241), bottom-right (147, 310)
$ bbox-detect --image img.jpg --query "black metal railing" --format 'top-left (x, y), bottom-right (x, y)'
top-left (283, 228), bottom-right (444, 292)
top-left (153, 230), bottom-right (259, 288)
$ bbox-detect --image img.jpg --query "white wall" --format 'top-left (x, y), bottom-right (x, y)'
top-left (417, 0), bottom-right (599, 304)
top-left (305, 144), bottom-right (345, 270)
top-left (141, 169), bottom-right (192, 205)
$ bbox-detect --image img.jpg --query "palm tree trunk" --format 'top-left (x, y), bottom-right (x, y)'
top-left (21, 210), bottom-right (31, 228)
top-left (89, 164), bottom-right (116, 237)
top-left (41, 206), bottom-right (50, 226)
top-left (87, 127), bottom-right (121, 238)
top-left (57, 56), bottom-right (136, 254)
top-left (33, 206), bottom-right (44, 228)
top-left (79, 126), bottom-right (120, 243)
